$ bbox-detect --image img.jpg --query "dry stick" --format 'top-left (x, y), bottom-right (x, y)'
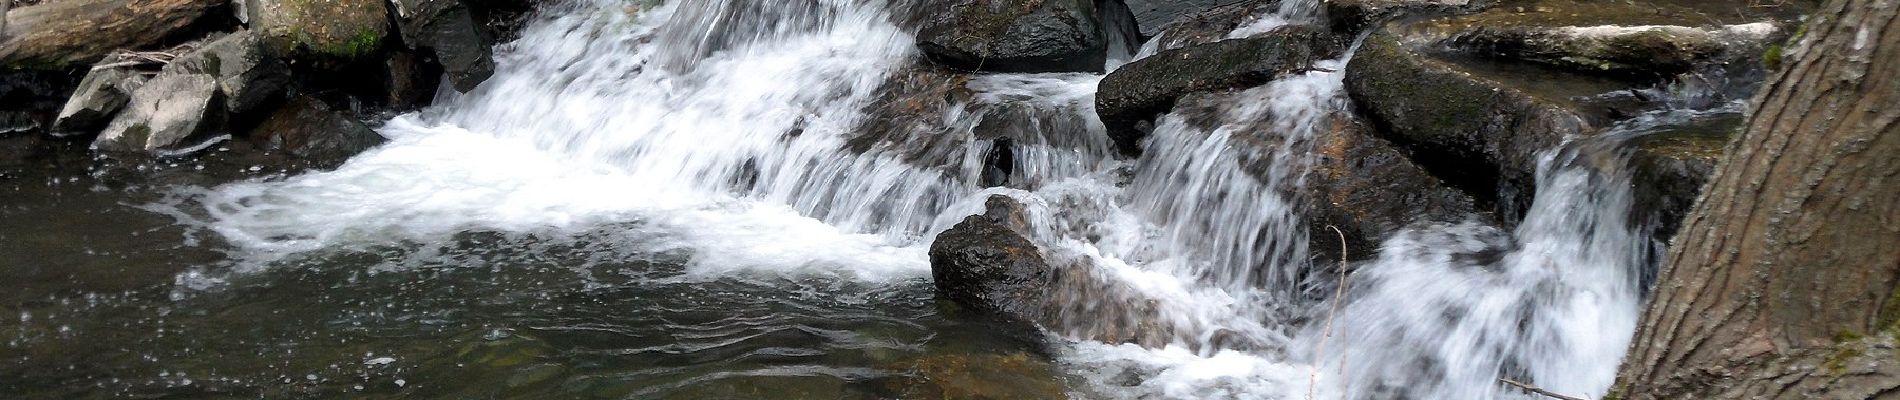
top-left (1308, 225), bottom-right (1350, 400)
top-left (1499, 378), bottom-right (1587, 400)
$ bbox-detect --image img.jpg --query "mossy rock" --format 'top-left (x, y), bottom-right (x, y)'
top-left (246, 0), bottom-right (391, 64)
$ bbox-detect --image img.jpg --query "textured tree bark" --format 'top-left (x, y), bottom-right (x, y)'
top-left (1611, 0), bottom-right (1900, 398)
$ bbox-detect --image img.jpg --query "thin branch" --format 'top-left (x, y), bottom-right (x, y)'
top-left (1499, 378), bottom-right (1587, 400)
top-left (1309, 225), bottom-right (1351, 400)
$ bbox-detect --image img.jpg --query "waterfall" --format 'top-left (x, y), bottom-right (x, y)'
top-left (1300, 107), bottom-right (1738, 400)
top-left (178, 0), bottom-right (1704, 398)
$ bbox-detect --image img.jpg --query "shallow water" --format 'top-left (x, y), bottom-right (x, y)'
top-left (2, 142), bottom-right (1068, 399)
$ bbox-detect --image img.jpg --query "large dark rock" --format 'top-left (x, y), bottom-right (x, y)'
top-left (930, 196), bottom-right (1049, 319)
top-left (1096, 25), bottom-right (1340, 154)
top-left (91, 73), bottom-right (224, 154)
top-left (914, 0), bottom-right (1111, 73)
top-left (246, 96), bottom-right (383, 164)
top-left (0, 0), bottom-right (224, 69)
top-left (51, 67), bottom-right (149, 137)
top-left (390, 0), bottom-right (496, 91)
top-left (928, 195), bottom-right (1177, 347)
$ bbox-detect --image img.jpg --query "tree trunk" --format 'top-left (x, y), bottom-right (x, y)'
top-left (1611, 0), bottom-right (1900, 398)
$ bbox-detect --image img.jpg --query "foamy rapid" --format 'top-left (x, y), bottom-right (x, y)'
top-left (178, 0), bottom-right (1692, 398)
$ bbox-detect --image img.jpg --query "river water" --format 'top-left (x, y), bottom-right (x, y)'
top-left (2, 0), bottom-right (1738, 398)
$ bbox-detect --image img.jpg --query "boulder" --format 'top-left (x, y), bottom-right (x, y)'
top-left (1138, 0), bottom-right (1281, 53)
top-left (0, 0), bottom-right (224, 69)
top-left (930, 195), bottom-right (1048, 319)
top-left (166, 30), bottom-right (291, 116)
top-left (245, 0), bottom-right (390, 63)
top-left (50, 66), bottom-right (150, 136)
top-left (1096, 25), bottom-right (1340, 154)
top-left (1345, 30), bottom-right (1604, 223)
top-left (390, 0), bottom-right (496, 91)
top-left (92, 73), bottom-right (224, 154)
top-left (1122, 0), bottom-right (1239, 37)
top-left (246, 96), bottom-right (383, 163)
top-left (914, 0), bottom-right (1111, 73)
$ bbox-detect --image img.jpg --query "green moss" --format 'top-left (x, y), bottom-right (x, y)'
top-left (1822, 346), bottom-right (1863, 375)
top-left (1836, 329), bottom-right (1866, 343)
top-left (340, 29), bottom-right (382, 56)
top-left (1762, 45), bottom-right (1783, 70)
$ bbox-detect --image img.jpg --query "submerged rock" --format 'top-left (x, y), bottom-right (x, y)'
top-left (92, 73), bottom-right (224, 154)
top-left (1097, 25), bottom-right (1340, 154)
top-left (247, 96), bottom-right (384, 163)
top-left (0, 0), bottom-right (224, 69)
top-left (245, 0), bottom-right (390, 64)
top-left (390, 0), bottom-right (496, 91)
top-left (892, 352), bottom-right (1068, 399)
top-left (51, 66), bottom-right (150, 137)
top-left (913, 0), bottom-right (1111, 73)
top-left (930, 196), bottom-right (1048, 320)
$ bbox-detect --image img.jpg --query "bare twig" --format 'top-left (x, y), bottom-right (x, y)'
top-left (91, 49), bottom-right (185, 71)
top-left (1499, 378), bottom-right (1587, 400)
top-left (1309, 225), bottom-right (1351, 400)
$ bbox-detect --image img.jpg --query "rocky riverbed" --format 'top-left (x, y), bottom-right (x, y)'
top-left (2, 0), bottom-right (1817, 397)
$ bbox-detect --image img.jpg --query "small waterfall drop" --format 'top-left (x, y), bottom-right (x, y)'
top-left (1301, 107), bottom-right (1739, 400)
top-left (178, 0), bottom-right (1723, 397)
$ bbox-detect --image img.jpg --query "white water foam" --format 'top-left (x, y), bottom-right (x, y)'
top-left (176, 0), bottom-right (1691, 397)
top-left (193, 0), bottom-right (946, 281)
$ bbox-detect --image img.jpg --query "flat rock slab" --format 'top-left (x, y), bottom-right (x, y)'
top-left (1405, 0), bottom-right (1793, 76)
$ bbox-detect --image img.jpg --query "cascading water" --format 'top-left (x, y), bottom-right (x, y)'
top-left (169, 0), bottom-right (1713, 397)
top-left (1297, 106), bottom-right (1742, 400)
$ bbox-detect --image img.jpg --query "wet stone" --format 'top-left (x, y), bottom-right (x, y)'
top-left (1097, 25), bottom-right (1341, 155)
top-left (912, 0), bottom-right (1113, 73)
